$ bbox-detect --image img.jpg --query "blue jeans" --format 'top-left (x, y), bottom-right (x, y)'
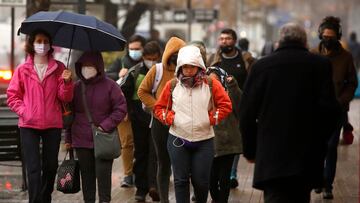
top-left (167, 134), bottom-right (214, 203)
top-left (230, 154), bottom-right (240, 179)
top-left (324, 111), bottom-right (346, 191)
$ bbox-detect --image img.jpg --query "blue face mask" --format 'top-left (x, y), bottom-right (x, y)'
top-left (128, 50), bottom-right (143, 61)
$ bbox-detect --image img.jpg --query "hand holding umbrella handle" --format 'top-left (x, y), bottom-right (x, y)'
top-left (62, 69), bottom-right (72, 83)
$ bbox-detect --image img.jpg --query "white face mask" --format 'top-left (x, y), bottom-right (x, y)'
top-left (144, 60), bottom-right (157, 69)
top-left (34, 43), bottom-right (50, 56)
top-left (81, 66), bottom-right (97, 79)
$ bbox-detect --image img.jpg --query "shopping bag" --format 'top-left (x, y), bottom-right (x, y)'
top-left (56, 149), bottom-right (80, 194)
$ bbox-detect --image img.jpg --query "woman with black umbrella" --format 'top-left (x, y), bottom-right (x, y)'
top-left (7, 29), bottom-right (74, 203)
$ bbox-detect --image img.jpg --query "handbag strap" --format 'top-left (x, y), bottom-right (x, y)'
top-left (81, 82), bottom-right (96, 131)
top-left (63, 149), bottom-right (75, 162)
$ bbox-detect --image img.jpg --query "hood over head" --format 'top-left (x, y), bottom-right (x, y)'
top-left (75, 51), bottom-right (105, 82)
top-left (175, 45), bottom-right (206, 75)
top-left (162, 37), bottom-right (186, 70)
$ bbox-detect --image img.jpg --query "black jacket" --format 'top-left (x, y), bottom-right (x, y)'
top-left (239, 42), bottom-right (340, 189)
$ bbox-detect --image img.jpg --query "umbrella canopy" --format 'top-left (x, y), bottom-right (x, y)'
top-left (18, 11), bottom-right (126, 52)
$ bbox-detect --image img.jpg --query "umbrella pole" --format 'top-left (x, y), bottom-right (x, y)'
top-left (66, 26), bottom-right (76, 69)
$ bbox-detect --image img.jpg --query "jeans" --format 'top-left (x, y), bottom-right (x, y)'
top-left (324, 111), bottom-right (346, 191)
top-left (210, 154), bottom-right (235, 203)
top-left (167, 134), bottom-right (214, 203)
top-left (151, 119), bottom-right (171, 203)
top-left (20, 127), bottom-right (61, 203)
top-left (75, 148), bottom-right (113, 203)
top-left (230, 154), bottom-right (240, 179)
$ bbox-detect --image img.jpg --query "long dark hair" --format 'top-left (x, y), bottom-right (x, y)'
top-left (25, 29), bottom-right (54, 56)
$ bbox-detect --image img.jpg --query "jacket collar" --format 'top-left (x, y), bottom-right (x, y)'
top-left (276, 41), bottom-right (308, 52)
top-left (23, 55), bottom-right (59, 83)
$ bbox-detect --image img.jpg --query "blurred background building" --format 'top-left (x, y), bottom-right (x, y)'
top-left (0, 0), bottom-right (360, 70)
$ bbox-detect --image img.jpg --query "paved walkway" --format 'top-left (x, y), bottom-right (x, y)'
top-left (0, 100), bottom-right (359, 203)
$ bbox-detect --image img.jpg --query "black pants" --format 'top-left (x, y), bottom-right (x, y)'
top-left (131, 116), bottom-right (157, 196)
top-left (75, 148), bottom-right (113, 203)
top-left (20, 127), bottom-right (61, 203)
top-left (209, 154), bottom-right (235, 203)
top-left (263, 178), bottom-right (312, 203)
top-left (151, 118), bottom-right (171, 203)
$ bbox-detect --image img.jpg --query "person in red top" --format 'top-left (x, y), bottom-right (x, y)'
top-left (154, 45), bottom-right (232, 203)
top-left (7, 29), bottom-right (73, 203)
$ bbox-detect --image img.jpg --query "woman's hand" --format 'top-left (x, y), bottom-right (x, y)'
top-left (226, 76), bottom-right (233, 83)
top-left (97, 126), bottom-right (105, 132)
top-left (64, 143), bottom-right (72, 150)
top-left (62, 69), bottom-right (72, 83)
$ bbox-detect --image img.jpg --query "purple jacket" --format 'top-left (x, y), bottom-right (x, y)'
top-left (65, 52), bottom-right (127, 148)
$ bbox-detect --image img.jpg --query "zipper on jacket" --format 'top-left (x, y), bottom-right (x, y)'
top-left (190, 88), bottom-right (194, 136)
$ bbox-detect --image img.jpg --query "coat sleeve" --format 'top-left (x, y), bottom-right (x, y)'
top-left (6, 66), bottom-right (25, 116)
top-left (338, 55), bottom-right (358, 107)
top-left (153, 80), bottom-right (175, 126)
top-left (137, 65), bottom-right (157, 110)
top-left (239, 65), bottom-right (264, 160)
top-left (226, 78), bottom-right (242, 119)
top-left (99, 83), bottom-right (127, 132)
top-left (57, 62), bottom-right (74, 103)
top-left (209, 78), bottom-right (232, 125)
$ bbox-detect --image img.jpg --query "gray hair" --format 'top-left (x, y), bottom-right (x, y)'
top-left (279, 23), bottom-right (307, 46)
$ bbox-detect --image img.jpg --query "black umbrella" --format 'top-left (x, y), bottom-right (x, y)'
top-left (18, 11), bottom-right (127, 67)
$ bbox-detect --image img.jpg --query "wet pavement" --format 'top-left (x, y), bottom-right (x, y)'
top-left (0, 100), bottom-right (359, 203)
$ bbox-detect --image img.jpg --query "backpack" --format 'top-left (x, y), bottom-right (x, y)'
top-left (142, 63), bottom-right (163, 127)
top-left (152, 63), bottom-right (163, 95)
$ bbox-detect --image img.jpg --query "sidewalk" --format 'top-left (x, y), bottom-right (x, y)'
top-left (1, 100), bottom-right (359, 203)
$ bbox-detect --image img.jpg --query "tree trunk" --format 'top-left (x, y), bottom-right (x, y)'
top-left (26, 0), bottom-right (50, 17)
top-left (121, 2), bottom-right (149, 40)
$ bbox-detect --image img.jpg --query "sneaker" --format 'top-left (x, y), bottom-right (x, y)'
top-left (135, 190), bottom-right (146, 202)
top-left (149, 187), bottom-right (160, 201)
top-left (341, 130), bottom-right (354, 145)
top-left (191, 194), bottom-right (196, 202)
top-left (121, 175), bottom-right (134, 187)
top-left (230, 178), bottom-right (239, 188)
top-left (134, 194), bottom-right (146, 202)
top-left (323, 190), bottom-right (334, 199)
top-left (314, 188), bottom-right (322, 194)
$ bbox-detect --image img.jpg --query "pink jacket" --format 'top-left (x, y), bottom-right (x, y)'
top-left (7, 55), bottom-right (74, 129)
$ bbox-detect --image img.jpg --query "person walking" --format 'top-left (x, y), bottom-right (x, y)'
top-left (153, 45), bottom-right (232, 203)
top-left (7, 29), bottom-right (74, 203)
top-left (207, 66), bottom-right (243, 203)
top-left (65, 51), bottom-right (127, 203)
top-left (240, 23), bottom-right (340, 203)
top-left (121, 41), bottom-right (162, 202)
top-left (208, 28), bottom-right (255, 188)
top-left (311, 16), bottom-right (358, 199)
top-left (137, 36), bottom-right (185, 203)
top-left (107, 35), bottom-right (146, 187)
top-left (348, 32), bottom-right (360, 71)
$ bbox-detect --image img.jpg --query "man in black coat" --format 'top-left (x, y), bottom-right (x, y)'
top-left (239, 23), bottom-right (340, 203)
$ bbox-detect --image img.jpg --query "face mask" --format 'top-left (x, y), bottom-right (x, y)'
top-left (129, 50), bottom-right (143, 61)
top-left (34, 43), bottom-right (50, 56)
top-left (81, 66), bottom-right (97, 79)
top-left (220, 45), bottom-right (234, 54)
top-left (322, 38), bottom-right (338, 50)
top-left (144, 60), bottom-right (156, 69)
